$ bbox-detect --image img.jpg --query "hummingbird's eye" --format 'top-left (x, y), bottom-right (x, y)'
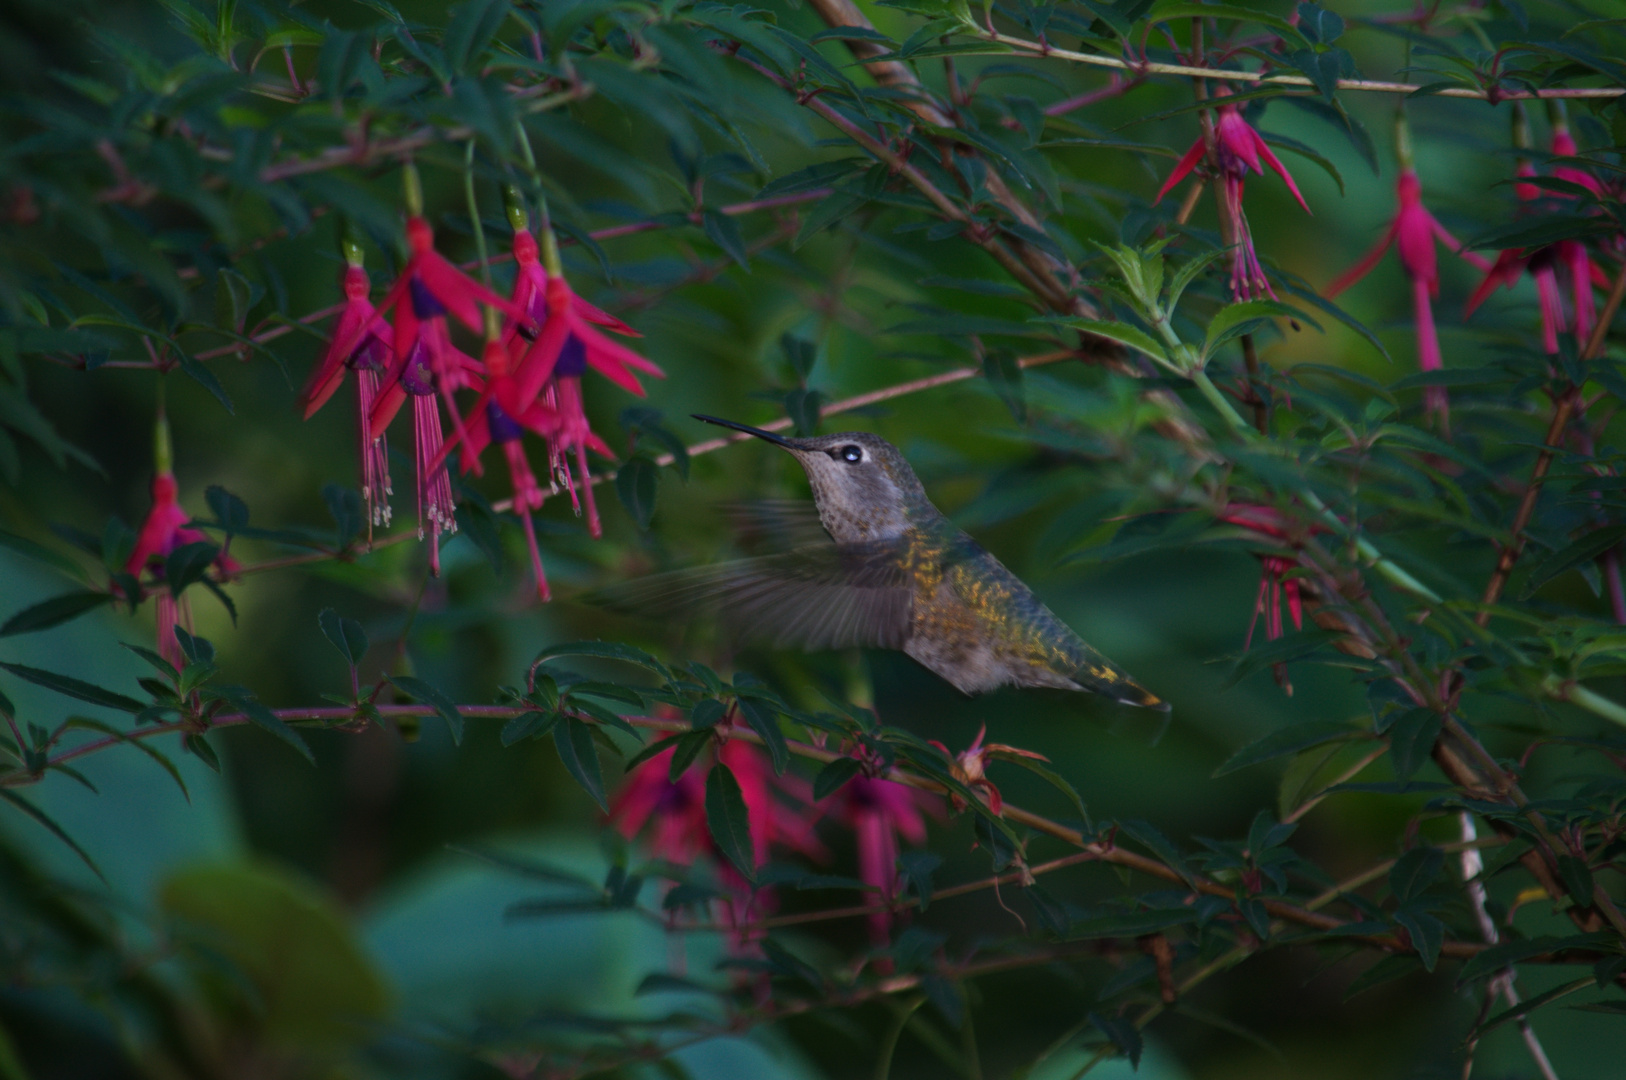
top-left (839, 444), bottom-right (863, 463)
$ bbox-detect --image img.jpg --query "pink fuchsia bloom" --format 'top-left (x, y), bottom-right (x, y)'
top-left (363, 216), bottom-right (523, 440)
top-left (299, 262), bottom-right (393, 531)
top-left (1465, 162), bottom-right (1572, 355)
top-left (1326, 169), bottom-right (1490, 424)
top-left (1156, 90), bottom-right (1311, 300)
top-left (1217, 502), bottom-right (1324, 651)
top-left (610, 739), bottom-right (821, 933)
top-left (1550, 127), bottom-right (1609, 346)
top-left (510, 272), bottom-right (664, 539)
top-left (819, 771), bottom-right (938, 945)
top-left (125, 471), bottom-right (238, 669)
top-left (928, 725), bottom-right (1050, 816)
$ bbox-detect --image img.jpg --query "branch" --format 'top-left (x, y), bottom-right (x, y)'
top-left (980, 29), bottom-right (1625, 100)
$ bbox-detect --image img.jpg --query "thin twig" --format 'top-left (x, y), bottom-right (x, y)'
top-left (981, 29), bottom-right (1625, 100)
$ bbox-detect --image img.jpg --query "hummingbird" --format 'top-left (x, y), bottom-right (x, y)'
top-left (603, 415), bottom-right (1167, 710)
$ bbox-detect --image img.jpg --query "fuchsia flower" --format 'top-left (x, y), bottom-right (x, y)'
top-left (1326, 168), bottom-right (1490, 423)
top-left (610, 739), bottom-right (821, 935)
top-left (125, 469), bottom-right (238, 669)
top-left (438, 229), bottom-right (665, 544)
top-left (818, 772), bottom-right (938, 944)
top-left (1217, 503), bottom-right (1324, 652)
top-left (1465, 162), bottom-right (1571, 354)
top-left (298, 261), bottom-right (393, 531)
top-left (1157, 89), bottom-right (1311, 299)
top-left (1550, 126), bottom-right (1609, 346)
top-left (509, 270), bottom-right (664, 539)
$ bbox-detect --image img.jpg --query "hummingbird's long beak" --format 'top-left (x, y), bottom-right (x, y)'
top-left (692, 414), bottom-right (797, 448)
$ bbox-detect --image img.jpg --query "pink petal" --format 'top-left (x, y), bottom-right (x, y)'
top-left (1154, 139), bottom-right (1207, 205)
top-left (1251, 130), bottom-right (1310, 213)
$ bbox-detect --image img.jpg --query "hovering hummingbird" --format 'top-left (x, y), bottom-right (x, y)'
top-left (604, 415), bottom-right (1167, 709)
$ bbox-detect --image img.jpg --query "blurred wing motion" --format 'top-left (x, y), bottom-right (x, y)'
top-left (720, 499), bottom-right (832, 554)
top-left (592, 541), bottom-right (913, 651)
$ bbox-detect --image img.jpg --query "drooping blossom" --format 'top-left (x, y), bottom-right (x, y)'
top-left (818, 771), bottom-right (938, 945)
top-left (1549, 123), bottom-right (1609, 347)
top-left (1464, 161), bottom-right (1570, 355)
top-left (124, 423), bottom-right (238, 669)
top-left (1156, 88), bottom-right (1311, 300)
top-left (463, 336), bottom-right (554, 600)
top-left (1326, 135), bottom-right (1490, 425)
top-left (298, 257), bottom-right (392, 532)
top-left (348, 211), bottom-right (524, 570)
top-left (610, 738), bottom-right (821, 934)
top-left (928, 725), bottom-right (1050, 816)
top-left (1216, 502), bottom-right (1335, 695)
top-left (437, 225), bottom-right (665, 543)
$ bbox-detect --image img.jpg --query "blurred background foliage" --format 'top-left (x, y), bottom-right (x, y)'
top-left (1, 0), bottom-right (1624, 1077)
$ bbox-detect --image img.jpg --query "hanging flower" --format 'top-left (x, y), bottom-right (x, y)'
top-left (1464, 161), bottom-right (1570, 355)
top-left (818, 771), bottom-right (938, 945)
top-left (124, 431), bottom-right (238, 669)
top-left (298, 258), bottom-right (393, 531)
top-left (1549, 123), bottom-right (1609, 347)
top-left (1156, 88), bottom-right (1311, 300)
top-left (510, 272), bottom-right (665, 538)
top-left (1326, 140), bottom-right (1490, 425)
top-left (437, 224), bottom-right (665, 547)
top-left (610, 739), bottom-right (821, 938)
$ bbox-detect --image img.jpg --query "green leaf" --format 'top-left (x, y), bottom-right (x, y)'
top-left (500, 710), bottom-right (556, 746)
top-left (388, 676), bottom-right (464, 745)
top-left (61, 716), bottom-right (188, 801)
top-left (668, 729), bottom-right (711, 780)
top-left (1394, 908), bottom-right (1444, 971)
top-left (702, 209), bottom-right (750, 271)
top-left (0, 528), bottom-right (85, 580)
top-left (1556, 854), bottom-right (1595, 907)
top-left (1343, 954), bottom-right (1420, 999)
top-left (1120, 819), bottom-right (1197, 890)
top-left (531, 640), bottom-right (670, 680)
top-left (1458, 933), bottom-right (1618, 984)
top-left (1387, 709), bottom-right (1442, 780)
top-left (615, 456), bottom-right (659, 530)
top-left (813, 756), bottom-right (865, 801)
top-left (0, 661), bottom-right (144, 712)
top-left (208, 685), bottom-right (314, 764)
top-left (554, 716), bottom-right (606, 811)
top-left (1521, 526), bottom-right (1626, 599)
top-left (1481, 977), bottom-right (1595, 1035)
top-left (445, 0), bottom-right (509, 72)
top-left (1203, 300), bottom-right (1300, 360)
top-left (1047, 317), bottom-right (1168, 364)
top-left (705, 762), bottom-right (756, 883)
top-left (317, 608), bottom-right (369, 668)
top-left (0, 788), bottom-right (104, 881)
top-left (737, 697), bottom-right (788, 774)
top-left (0, 591), bottom-right (112, 637)
top-left (1214, 721), bottom-right (1366, 776)
top-left (1389, 845), bottom-right (1443, 904)
top-left (997, 754), bottom-right (1089, 823)
top-left (690, 699), bottom-right (728, 729)
top-left (178, 357), bottom-right (234, 413)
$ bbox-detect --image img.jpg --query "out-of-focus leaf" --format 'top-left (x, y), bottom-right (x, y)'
top-left (1214, 721), bottom-right (1367, 776)
top-left (0, 788), bottom-right (104, 881)
top-left (813, 756), bottom-right (864, 801)
top-left (615, 455), bottom-right (659, 530)
top-left (0, 591), bottom-right (112, 637)
top-left (0, 662), bottom-right (143, 713)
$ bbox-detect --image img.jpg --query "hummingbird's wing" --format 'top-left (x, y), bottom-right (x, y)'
top-left (720, 500), bottom-right (832, 553)
top-left (589, 541), bottom-right (913, 651)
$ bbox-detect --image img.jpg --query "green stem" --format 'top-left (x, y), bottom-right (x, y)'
top-left (512, 119), bottom-right (564, 276)
top-left (1547, 677), bottom-right (1626, 730)
top-left (463, 141), bottom-right (492, 289)
top-left (1188, 367), bottom-right (1250, 432)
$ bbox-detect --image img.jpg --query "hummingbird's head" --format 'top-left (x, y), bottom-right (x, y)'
top-left (694, 416), bottom-right (929, 542)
